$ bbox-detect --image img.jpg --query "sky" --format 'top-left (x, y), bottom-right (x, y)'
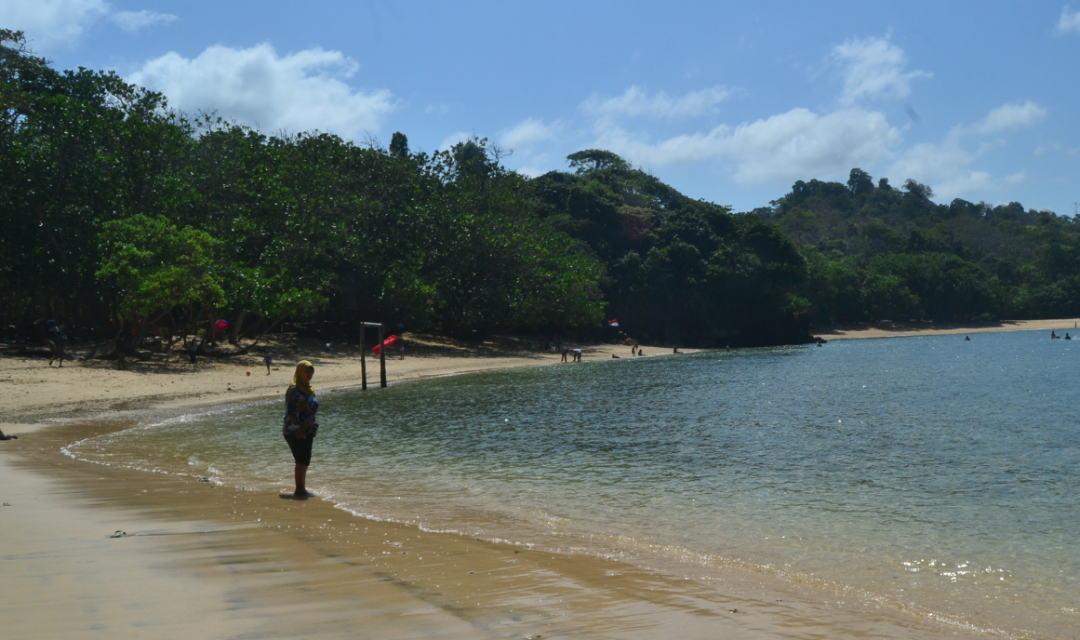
top-left (4, 1), bottom-right (1080, 215)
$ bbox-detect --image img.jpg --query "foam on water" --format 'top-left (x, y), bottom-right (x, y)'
top-left (66, 331), bottom-right (1080, 639)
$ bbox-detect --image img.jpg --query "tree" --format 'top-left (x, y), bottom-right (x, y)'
top-left (903, 179), bottom-right (934, 201)
top-left (847, 168), bottom-right (874, 196)
top-left (96, 215), bottom-right (226, 338)
top-left (389, 131), bottom-right (409, 157)
top-left (566, 149), bottom-right (630, 174)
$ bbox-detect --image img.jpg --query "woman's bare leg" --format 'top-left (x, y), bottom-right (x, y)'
top-left (294, 464), bottom-right (309, 496)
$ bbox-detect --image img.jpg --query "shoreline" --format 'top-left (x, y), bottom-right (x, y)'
top-left (1, 329), bottom-right (1049, 639)
top-left (814, 317), bottom-right (1080, 341)
top-left (3, 420), bottom-right (988, 640)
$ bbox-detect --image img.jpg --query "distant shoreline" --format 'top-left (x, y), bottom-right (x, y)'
top-left (813, 317), bottom-right (1080, 341)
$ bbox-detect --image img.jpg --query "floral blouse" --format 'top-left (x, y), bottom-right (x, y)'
top-left (283, 386), bottom-right (318, 438)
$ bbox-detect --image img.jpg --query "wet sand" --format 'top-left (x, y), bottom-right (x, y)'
top-left (0, 332), bottom-right (1027, 639)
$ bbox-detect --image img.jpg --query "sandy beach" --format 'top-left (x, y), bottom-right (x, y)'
top-left (813, 317), bottom-right (1080, 341)
top-left (0, 327), bottom-right (1043, 639)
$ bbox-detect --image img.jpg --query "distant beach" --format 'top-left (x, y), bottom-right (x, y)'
top-left (815, 317), bottom-right (1080, 341)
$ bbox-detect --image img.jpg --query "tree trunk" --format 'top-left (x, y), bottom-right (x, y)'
top-left (229, 310), bottom-right (247, 345)
top-left (206, 313), bottom-right (217, 348)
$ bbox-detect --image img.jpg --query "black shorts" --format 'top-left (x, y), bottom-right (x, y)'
top-left (284, 433), bottom-right (314, 465)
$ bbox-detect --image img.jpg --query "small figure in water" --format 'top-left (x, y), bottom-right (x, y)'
top-left (965, 335), bottom-right (971, 341)
top-left (1051, 331), bottom-right (1059, 339)
top-left (1066, 333), bottom-right (1072, 340)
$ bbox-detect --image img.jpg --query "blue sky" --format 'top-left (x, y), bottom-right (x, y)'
top-left (5, 1), bottom-right (1079, 215)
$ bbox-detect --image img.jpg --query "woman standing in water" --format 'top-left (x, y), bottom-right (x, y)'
top-left (283, 360), bottom-right (318, 498)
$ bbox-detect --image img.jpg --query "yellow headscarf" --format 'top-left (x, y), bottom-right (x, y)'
top-left (292, 360), bottom-right (315, 395)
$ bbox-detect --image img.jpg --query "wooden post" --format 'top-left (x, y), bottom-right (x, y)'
top-left (378, 323), bottom-right (387, 388)
top-left (360, 325), bottom-right (367, 391)
top-left (359, 322), bottom-right (385, 390)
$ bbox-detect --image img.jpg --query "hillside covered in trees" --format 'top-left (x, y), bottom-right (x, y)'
top-left (530, 151), bottom-right (809, 345)
top-left (0, 30), bottom-right (808, 348)
top-left (4, 29), bottom-right (1075, 352)
top-left (763, 170), bottom-right (1080, 324)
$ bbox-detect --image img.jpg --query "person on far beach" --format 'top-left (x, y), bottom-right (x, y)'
top-left (48, 327), bottom-right (67, 367)
top-left (263, 351), bottom-right (272, 375)
top-left (283, 360), bottom-right (318, 499)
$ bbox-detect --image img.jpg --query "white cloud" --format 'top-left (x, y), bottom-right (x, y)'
top-left (889, 134), bottom-right (982, 199)
top-left (129, 44), bottom-right (395, 138)
top-left (970, 101), bottom-right (1047, 134)
top-left (582, 85), bottom-right (732, 122)
top-left (0, 0), bottom-right (174, 50)
top-left (110, 9), bottom-right (177, 32)
top-left (499, 118), bottom-right (560, 149)
top-left (724, 108), bottom-right (901, 183)
top-left (1057, 5), bottom-right (1080, 34)
top-left (889, 101), bottom-right (1045, 200)
top-left (887, 128), bottom-right (1024, 201)
top-left (831, 36), bottom-right (931, 104)
top-left (1004, 171), bottom-right (1027, 185)
top-left (439, 131), bottom-right (471, 151)
top-left (515, 165), bottom-right (548, 178)
top-left (569, 39), bottom-right (1030, 197)
top-left (594, 107), bottom-right (901, 185)
top-left (0, 0), bottom-right (108, 50)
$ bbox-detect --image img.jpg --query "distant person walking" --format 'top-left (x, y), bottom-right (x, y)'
top-left (48, 327), bottom-right (67, 367)
top-left (283, 360), bottom-right (319, 499)
top-left (263, 351), bottom-right (272, 375)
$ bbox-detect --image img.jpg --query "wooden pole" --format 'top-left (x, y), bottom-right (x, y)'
top-left (359, 325), bottom-right (367, 391)
top-left (378, 324), bottom-right (387, 388)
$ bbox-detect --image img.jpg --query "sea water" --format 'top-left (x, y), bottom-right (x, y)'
top-left (68, 331), bottom-right (1080, 639)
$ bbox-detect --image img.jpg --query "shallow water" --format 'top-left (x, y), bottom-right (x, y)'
top-left (69, 331), bottom-right (1080, 639)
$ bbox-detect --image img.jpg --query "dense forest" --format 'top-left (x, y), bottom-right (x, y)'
top-left (763, 170), bottom-right (1080, 324)
top-left (3, 29), bottom-right (1076, 351)
top-left (530, 151), bottom-right (809, 345)
top-left (0, 30), bottom-right (604, 348)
